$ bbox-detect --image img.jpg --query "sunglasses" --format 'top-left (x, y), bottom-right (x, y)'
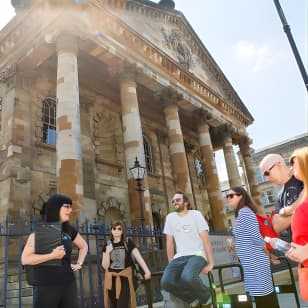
top-left (226, 193), bottom-right (241, 199)
top-left (171, 198), bottom-right (182, 204)
top-left (263, 163), bottom-right (277, 177)
top-left (62, 204), bottom-right (72, 209)
top-left (112, 227), bottom-right (122, 231)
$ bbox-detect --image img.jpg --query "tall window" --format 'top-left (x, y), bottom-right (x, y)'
top-left (42, 98), bottom-right (56, 145)
top-left (194, 152), bottom-right (205, 187)
top-left (143, 135), bottom-right (154, 173)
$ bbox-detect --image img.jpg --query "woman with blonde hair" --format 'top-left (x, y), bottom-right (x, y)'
top-left (286, 147), bottom-right (308, 265)
top-left (102, 221), bottom-right (151, 308)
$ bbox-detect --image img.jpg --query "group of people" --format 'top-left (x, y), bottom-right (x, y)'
top-left (21, 146), bottom-right (308, 308)
top-left (21, 193), bottom-right (151, 308)
top-left (224, 147), bottom-right (308, 308)
top-left (161, 147), bottom-right (308, 308)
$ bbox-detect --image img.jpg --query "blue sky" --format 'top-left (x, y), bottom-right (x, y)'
top-left (1, 1), bottom-right (307, 179)
top-left (172, 0), bottom-right (307, 150)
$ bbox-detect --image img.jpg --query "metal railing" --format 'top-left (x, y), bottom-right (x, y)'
top-left (1, 216), bottom-right (296, 308)
top-left (0, 216), bottom-right (168, 308)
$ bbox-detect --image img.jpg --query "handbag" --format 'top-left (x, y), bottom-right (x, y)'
top-left (298, 263), bottom-right (308, 301)
top-left (123, 240), bottom-right (145, 289)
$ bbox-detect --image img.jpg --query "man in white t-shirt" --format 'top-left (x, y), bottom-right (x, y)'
top-left (160, 191), bottom-right (213, 308)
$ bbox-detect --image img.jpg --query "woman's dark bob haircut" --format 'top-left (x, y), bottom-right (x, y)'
top-left (44, 194), bottom-right (72, 222)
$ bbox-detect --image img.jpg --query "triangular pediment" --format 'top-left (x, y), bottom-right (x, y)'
top-left (110, 0), bottom-right (252, 120)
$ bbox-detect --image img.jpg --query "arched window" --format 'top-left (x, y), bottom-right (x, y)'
top-left (42, 98), bottom-right (56, 145)
top-left (143, 135), bottom-right (154, 173)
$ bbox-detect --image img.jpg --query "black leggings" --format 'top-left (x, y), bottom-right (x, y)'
top-left (254, 291), bottom-right (280, 308)
top-left (33, 280), bottom-right (78, 308)
top-left (108, 276), bottom-right (131, 308)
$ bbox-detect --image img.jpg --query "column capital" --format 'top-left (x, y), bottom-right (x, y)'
top-left (56, 34), bottom-right (78, 54)
top-left (220, 124), bottom-right (236, 140)
top-left (155, 87), bottom-right (182, 108)
top-left (239, 135), bottom-right (253, 147)
top-left (193, 109), bottom-right (212, 127)
top-left (118, 62), bottom-right (137, 82)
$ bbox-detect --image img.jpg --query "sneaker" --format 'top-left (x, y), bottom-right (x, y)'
top-left (190, 299), bottom-right (200, 308)
top-left (200, 290), bottom-right (212, 307)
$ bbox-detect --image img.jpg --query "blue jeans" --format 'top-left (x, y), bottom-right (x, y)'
top-left (161, 255), bottom-right (210, 304)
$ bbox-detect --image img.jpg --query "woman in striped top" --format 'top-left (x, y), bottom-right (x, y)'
top-left (226, 186), bottom-right (280, 308)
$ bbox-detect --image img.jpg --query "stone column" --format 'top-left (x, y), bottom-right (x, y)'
top-left (239, 136), bottom-right (264, 214)
top-left (0, 68), bottom-right (32, 305)
top-left (163, 102), bottom-right (193, 205)
top-left (198, 121), bottom-right (227, 231)
top-left (0, 67), bottom-right (32, 220)
top-left (80, 98), bottom-right (97, 221)
top-left (56, 34), bottom-right (84, 219)
top-left (120, 67), bottom-right (152, 226)
top-left (222, 126), bottom-right (242, 187)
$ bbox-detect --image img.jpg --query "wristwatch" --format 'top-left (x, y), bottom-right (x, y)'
top-left (77, 261), bottom-right (83, 267)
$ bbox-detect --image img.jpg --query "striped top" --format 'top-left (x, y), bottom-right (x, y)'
top-left (232, 207), bottom-right (274, 296)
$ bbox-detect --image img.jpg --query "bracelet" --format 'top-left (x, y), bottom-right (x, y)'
top-left (77, 261), bottom-right (83, 267)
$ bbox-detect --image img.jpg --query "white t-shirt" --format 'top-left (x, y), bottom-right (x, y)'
top-left (163, 210), bottom-right (209, 260)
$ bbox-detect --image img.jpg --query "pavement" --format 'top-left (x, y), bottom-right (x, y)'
top-left (5, 268), bottom-right (308, 307)
top-left (6, 287), bottom-right (308, 308)
top-left (137, 284), bottom-right (308, 308)
top-left (137, 267), bottom-right (308, 308)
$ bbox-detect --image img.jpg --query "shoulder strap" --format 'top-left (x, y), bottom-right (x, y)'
top-left (123, 239), bottom-right (129, 252)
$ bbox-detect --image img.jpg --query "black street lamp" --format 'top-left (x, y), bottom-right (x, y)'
top-left (129, 157), bottom-right (146, 230)
top-left (273, 0), bottom-right (308, 92)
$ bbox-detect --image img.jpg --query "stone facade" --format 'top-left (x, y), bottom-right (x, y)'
top-left (0, 0), bottom-right (260, 231)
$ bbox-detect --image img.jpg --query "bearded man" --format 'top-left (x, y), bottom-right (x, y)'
top-left (160, 191), bottom-right (213, 308)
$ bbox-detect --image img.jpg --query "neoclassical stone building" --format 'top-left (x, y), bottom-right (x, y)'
top-left (0, 0), bottom-right (262, 231)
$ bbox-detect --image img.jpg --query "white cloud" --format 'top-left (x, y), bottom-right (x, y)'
top-left (232, 40), bottom-right (273, 73)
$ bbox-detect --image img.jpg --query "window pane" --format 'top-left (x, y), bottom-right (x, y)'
top-left (42, 98), bottom-right (56, 145)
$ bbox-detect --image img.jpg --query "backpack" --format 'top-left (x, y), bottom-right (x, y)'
top-left (255, 213), bottom-right (279, 250)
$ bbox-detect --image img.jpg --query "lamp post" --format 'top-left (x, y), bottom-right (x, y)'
top-left (273, 0), bottom-right (308, 92)
top-left (129, 157), bottom-right (146, 230)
